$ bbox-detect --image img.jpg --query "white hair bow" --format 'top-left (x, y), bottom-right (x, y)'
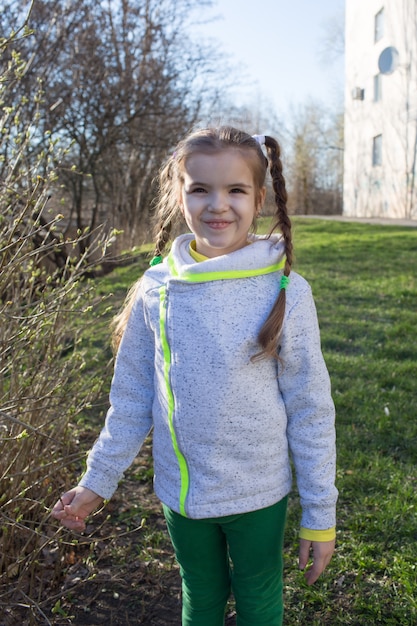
top-left (252, 134), bottom-right (266, 146)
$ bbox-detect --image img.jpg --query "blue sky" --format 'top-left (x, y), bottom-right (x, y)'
top-left (196, 0), bottom-right (345, 117)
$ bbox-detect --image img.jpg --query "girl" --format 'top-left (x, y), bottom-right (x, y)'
top-left (52, 126), bottom-right (337, 625)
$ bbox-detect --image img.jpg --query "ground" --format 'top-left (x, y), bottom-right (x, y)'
top-left (3, 438), bottom-right (237, 626)
top-left (53, 451), bottom-right (238, 626)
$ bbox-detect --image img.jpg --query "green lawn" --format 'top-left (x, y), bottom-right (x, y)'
top-left (283, 218), bottom-right (417, 625)
top-left (78, 218), bottom-right (417, 624)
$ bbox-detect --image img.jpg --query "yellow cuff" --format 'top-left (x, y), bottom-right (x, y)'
top-left (299, 526), bottom-right (336, 542)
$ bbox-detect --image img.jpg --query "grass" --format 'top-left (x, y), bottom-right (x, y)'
top-left (282, 218), bottom-right (417, 624)
top-left (72, 218), bottom-right (417, 625)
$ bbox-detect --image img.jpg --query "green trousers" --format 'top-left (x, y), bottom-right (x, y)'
top-left (163, 497), bottom-right (288, 626)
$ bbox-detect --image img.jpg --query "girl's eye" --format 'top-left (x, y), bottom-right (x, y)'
top-left (230, 188), bottom-right (245, 194)
top-left (191, 187), bottom-right (206, 193)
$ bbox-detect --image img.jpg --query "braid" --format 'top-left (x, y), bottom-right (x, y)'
top-left (150, 157), bottom-right (183, 262)
top-left (152, 219), bottom-right (172, 258)
top-left (255, 135), bottom-right (293, 361)
top-left (112, 158), bottom-right (180, 353)
top-left (266, 136), bottom-right (293, 274)
top-left (111, 218), bottom-right (173, 355)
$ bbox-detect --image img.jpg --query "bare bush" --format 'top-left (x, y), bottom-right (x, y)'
top-left (0, 26), bottom-right (115, 621)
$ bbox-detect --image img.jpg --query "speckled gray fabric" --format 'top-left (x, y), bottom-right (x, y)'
top-left (80, 233), bottom-right (337, 530)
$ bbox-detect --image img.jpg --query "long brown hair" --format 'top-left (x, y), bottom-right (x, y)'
top-left (112, 126), bottom-right (292, 358)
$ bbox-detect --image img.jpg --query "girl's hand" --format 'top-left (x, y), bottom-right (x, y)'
top-left (299, 538), bottom-right (335, 585)
top-left (51, 486), bottom-right (103, 532)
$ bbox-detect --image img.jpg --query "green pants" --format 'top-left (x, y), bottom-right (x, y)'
top-left (163, 498), bottom-right (288, 626)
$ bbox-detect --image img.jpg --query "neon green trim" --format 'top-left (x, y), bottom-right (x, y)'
top-left (167, 254), bottom-right (178, 277)
top-left (159, 287), bottom-right (189, 516)
top-left (168, 254), bottom-right (285, 282)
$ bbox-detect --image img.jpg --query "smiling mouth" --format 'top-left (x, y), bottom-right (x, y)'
top-left (205, 220), bottom-right (232, 229)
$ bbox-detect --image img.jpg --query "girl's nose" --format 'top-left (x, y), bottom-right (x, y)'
top-left (208, 192), bottom-right (227, 211)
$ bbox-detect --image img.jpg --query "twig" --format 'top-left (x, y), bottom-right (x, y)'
top-left (19, 589), bottom-right (53, 626)
top-left (0, 409), bottom-right (66, 443)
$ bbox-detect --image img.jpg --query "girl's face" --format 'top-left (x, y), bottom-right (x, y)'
top-left (179, 149), bottom-right (266, 258)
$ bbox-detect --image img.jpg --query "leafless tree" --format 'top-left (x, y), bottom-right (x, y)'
top-left (286, 101), bottom-right (344, 215)
top-left (1, 0), bottom-right (225, 254)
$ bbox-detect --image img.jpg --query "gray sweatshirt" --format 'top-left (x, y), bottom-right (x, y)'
top-left (80, 233), bottom-right (337, 530)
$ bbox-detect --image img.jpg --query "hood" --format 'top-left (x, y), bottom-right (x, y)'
top-left (167, 233), bottom-right (286, 283)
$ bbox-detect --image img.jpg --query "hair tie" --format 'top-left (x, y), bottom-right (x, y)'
top-left (280, 275), bottom-right (290, 290)
top-left (252, 134), bottom-right (265, 146)
top-left (149, 255), bottom-right (163, 266)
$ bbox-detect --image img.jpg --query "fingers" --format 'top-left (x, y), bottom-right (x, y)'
top-left (303, 555), bottom-right (327, 586)
top-left (51, 489), bottom-right (78, 520)
top-left (50, 486), bottom-right (103, 532)
top-left (59, 509), bottom-right (87, 532)
top-left (51, 498), bottom-right (87, 531)
top-left (51, 492), bottom-right (74, 518)
top-left (299, 538), bottom-right (335, 586)
top-left (298, 539), bottom-right (311, 571)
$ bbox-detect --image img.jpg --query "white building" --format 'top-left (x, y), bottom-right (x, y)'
top-left (344, 0), bottom-right (417, 219)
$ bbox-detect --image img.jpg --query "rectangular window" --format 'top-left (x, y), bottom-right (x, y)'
top-left (375, 8), bottom-right (384, 42)
top-left (372, 135), bottom-right (382, 166)
top-left (374, 74), bottom-right (382, 102)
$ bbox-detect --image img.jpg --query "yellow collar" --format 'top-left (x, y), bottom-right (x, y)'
top-left (189, 240), bottom-right (209, 263)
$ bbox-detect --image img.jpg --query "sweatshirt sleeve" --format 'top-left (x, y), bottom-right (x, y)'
top-left (79, 281), bottom-right (155, 499)
top-left (278, 277), bottom-right (338, 530)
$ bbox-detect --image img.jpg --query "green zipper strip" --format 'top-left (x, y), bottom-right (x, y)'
top-left (168, 253), bottom-right (285, 282)
top-left (159, 286), bottom-right (189, 516)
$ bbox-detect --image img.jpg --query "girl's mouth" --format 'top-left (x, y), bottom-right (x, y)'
top-left (205, 221), bottom-right (231, 229)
